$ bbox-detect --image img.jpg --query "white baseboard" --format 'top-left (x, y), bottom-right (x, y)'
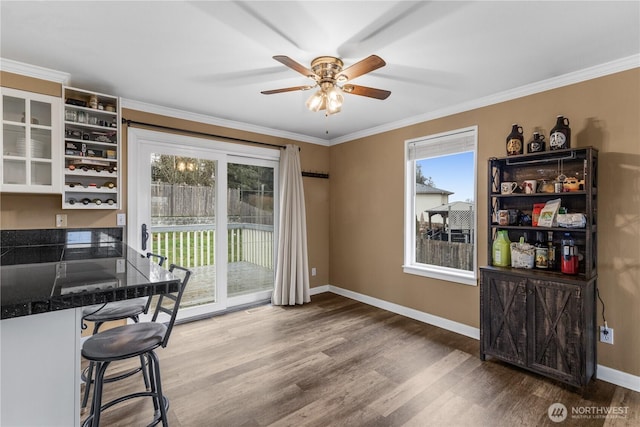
top-left (311, 284), bottom-right (640, 392)
top-left (597, 365), bottom-right (640, 392)
top-left (326, 285), bottom-right (479, 339)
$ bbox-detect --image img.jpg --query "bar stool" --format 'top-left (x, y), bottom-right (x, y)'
top-left (82, 253), bottom-right (166, 333)
top-left (81, 264), bottom-right (191, 427)
top-left (81, 252), bottom-right (166, 412)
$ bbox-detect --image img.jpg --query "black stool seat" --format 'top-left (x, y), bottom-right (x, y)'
top-left (82, 298), bottom-right (147, 324)
top-left (82, 322), bottom-right (167, 361)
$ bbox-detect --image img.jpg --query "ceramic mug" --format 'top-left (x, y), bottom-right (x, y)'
top-left (500, 181), bottom-right (518, 194)
top-left (523, 180), bottom-right (537, 194)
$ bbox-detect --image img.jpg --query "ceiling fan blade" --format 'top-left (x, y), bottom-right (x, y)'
top-left (337, 55), bottom-right (386, 82)
top-left (261, 85), bottom-right (314, 95)
top-left (342, 84), bottom-right (391, 100)
top-left (273, 55), bottom-right (316, 79)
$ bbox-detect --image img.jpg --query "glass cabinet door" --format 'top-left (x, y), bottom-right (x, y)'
top-left (1, 88), bottom-right (60, 192)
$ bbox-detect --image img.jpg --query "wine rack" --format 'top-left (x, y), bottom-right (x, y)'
top-left (62, 86), bottom-right (119, 209)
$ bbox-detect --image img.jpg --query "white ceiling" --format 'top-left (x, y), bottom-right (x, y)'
top-left (1, 1), bottom-right (639, 145)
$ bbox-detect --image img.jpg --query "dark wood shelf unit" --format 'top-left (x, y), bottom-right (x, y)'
top-left (481, 146), bottom-right (598, 391)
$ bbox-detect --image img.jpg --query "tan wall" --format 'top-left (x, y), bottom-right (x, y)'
top-left (329, 68), bottom-right (640, 377)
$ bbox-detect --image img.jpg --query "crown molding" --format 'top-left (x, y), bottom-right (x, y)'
top-left (0, 58), bottom-right (70, 84)
top-left (120, 98), bottom-right (330, 147)
top-left (3, 54), bottom-right (637, 148)
top-left (330, 54), bottom-right (640, 145)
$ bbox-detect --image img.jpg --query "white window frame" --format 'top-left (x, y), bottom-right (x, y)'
top-left (403, 126), bottom-right (478, 286)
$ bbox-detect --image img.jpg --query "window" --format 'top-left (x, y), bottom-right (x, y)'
top-left (404, 126), bottom-right (478, 285)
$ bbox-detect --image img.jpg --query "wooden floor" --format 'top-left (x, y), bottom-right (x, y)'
top-left (82, 293), bottom-right (639, 427)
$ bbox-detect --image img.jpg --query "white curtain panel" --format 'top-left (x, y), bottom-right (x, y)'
top-left (272, 144), bottom-right (311, 305)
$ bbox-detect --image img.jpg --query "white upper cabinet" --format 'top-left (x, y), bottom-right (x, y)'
top-left (1, 87), bottom-right (62, 193)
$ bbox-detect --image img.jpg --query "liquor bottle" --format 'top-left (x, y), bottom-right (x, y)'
top-left (492, 230), bottom-right (511, 267)
top-left (549, 115), bottom-right (571, 150)
top-left (81, 198), bottom-right (91, 205)
top-left (527, 132), bottom-right (546, 153)
top-left (68, 198), bottom-right (77, 205)
top-left (547, 231), bottom-right (557, 270)
top-left (93, 199), bottom-right (102, 205)
top-left (534, 231), bottom-right (548, 269)
top-left (506, 124), bottom-right (524, 156)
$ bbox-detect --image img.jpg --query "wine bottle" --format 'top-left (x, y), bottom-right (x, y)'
top-left (534, 231), bottom-right (548, 269)
top-left (547, 231), bottom-right (556, 270)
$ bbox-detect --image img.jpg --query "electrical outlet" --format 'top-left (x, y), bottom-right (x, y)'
top-left (116, 213), bottom-right (126, 226)
top-left (600, 326), bottom-right (614, 344)
top-left (311, 267), bottom-right (317, 276)
top-left (55, 214), bottom-right (67, 228)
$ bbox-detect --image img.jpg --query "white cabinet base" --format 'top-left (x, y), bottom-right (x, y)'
top-left (1, 308), bottom-right (81, 427)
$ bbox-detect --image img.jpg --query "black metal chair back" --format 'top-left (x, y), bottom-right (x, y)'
top-left (151, 263), bottom-right (191, 348)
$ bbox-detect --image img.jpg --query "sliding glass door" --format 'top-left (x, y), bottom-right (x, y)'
top-left (227, 159), bottom-right (275, 302)
top-left (128, 128), bottom-right (278, 319)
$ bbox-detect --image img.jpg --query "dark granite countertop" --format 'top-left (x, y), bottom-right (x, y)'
top-left (1, 239), bottom-right (179, 320)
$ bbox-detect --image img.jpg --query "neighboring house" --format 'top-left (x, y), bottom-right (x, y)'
top-left (415, 183), bottom-right (453, 225)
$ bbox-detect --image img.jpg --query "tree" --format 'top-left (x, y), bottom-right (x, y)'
top-left (228, 164), bottom-right (273, 192)
top-left (416, 164), bottom-right (435, 187)
top-left (151, 155), bottom-right (216, 187)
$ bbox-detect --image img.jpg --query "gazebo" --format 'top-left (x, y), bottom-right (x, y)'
top-left (424, 201), bottom-right (474, 243)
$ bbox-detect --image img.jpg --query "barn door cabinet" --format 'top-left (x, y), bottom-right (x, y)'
top-left (480, 147), bottom-right (598, 389)
top-left (480, 267), bottom-right (596, 388)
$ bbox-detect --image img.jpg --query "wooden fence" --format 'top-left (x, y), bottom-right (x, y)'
top-left (152, 183), bottom-right (273, 224)
top-left (416, 238), bottom-right (474, 271)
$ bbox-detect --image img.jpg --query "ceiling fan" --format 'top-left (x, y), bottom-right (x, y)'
top-left (261, 55), bottom-right (391, 115)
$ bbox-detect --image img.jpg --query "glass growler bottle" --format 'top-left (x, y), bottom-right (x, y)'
top-left (492, 230), bottom-right (511, 267)
top-left (549, 115), bottom-right (571, 150)
top-left (527, 132), bottom-right (546, 153)
top-left (506, 124), bottom-right (524, 156)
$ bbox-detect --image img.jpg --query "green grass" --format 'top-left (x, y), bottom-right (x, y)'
top-left (150, 230), bottom-right (243, 268)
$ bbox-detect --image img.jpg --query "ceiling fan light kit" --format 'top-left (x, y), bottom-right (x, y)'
top-left (262, 54), bottom-right (391, 116)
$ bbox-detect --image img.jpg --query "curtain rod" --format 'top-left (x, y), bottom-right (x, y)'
top-left (121, 118), bottom-right (292, 151)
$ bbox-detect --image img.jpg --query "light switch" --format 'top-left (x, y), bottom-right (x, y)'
top-left (117, 213), bottom-right (126, 226)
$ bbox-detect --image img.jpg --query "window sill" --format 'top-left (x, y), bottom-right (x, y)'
top-left (403, 264), bottom-right (477, 286)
